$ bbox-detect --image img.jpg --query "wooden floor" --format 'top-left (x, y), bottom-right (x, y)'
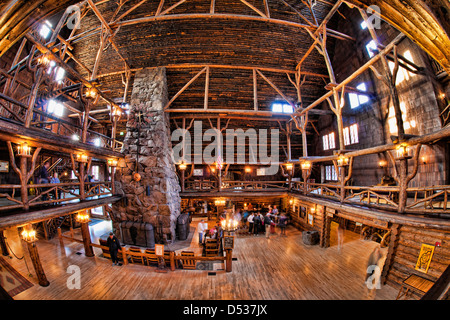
top-left (3, 218), bottom-right (399, 300)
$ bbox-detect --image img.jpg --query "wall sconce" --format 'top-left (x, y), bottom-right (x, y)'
top-left (396, 144), bottom-right (410, 159)
top-left (289, 199), bottom-right (294, 205)
top-left (17, 142), bottom-right (31, 157)
top-left (211, 167), bottom-right (216, 174)
top-left (300, 161), bottom-right (311, 170)
top-left (21, 228), bottom-right (37, 243)
top-left (310, 206), bottom-right (316, 214)
top-left (378, 160), bottom-right (387, 167)
top-left (337, 155), bottom-right (349, 166)
top-left (108, 159), bottom-right (118, 167)
top-left (421, 156), bottom-right (426, 164)
top-left (85, 87), bottom-right (97, 99)
top-left (245, 167), bottom-right (252, 173)
top-left (75, 211), bottom-right (91, 223)
top-left (75, 153), bottom-right (88, 163)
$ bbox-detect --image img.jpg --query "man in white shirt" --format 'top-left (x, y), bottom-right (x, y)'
top-left (197, 219), bottom-right (208, 244)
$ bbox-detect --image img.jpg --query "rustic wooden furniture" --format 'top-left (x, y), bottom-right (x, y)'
top-left (179, 251), bottom-right (196, 270)
top-left (396, 274), bottom-right (435, 300)
top-left (204, 238), bottom-right (220, 257)
top-left (128, 246), bottom-right (145, 265)
top-left (144, 249), bottom-right (158, 266)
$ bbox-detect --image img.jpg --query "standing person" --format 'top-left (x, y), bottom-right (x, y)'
top-left (247, 212), bottom-right (254, 234)
top-left (278, 213), bottom-right (287, 236)
top-left (197, 219), bottom-right (208, 244)
top-left (38, 161), bottom-right (51, 201)
top-left (50, 172), bottom-right (61, 201)
top-left (264, 214), bottom-right (273, 239)
top-left (106, 232), bottom-right (122, 266)
top-left (253, 211), bottom-right (261, 236)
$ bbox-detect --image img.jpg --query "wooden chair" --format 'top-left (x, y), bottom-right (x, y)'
top-left (144, 249), bottom-right (158, 266)
top-left (180, 251), bottom-right (196, 270)
top-left (128, 246), bottom-right (145, 264)
top-left (204, 238), bottom-right (219, 257)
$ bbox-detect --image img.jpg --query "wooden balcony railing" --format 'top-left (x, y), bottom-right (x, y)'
top-left (0, 181), bottom-right (112, 211)
top-left (182, 179), bottom-right (450, 215)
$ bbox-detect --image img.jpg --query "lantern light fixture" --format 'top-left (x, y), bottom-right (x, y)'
top-left (75, 211), bottom-right (91, 223)
top-left (284, 162), bottom-right (294, 171)
top-left (108, 159), bottom-right (118, 167)
top-left (178, 161), bottom-right (187, 171)
top-left (396, 143), bottom-right (410, 158)
top-left (301, 161), bottom-right (311, 170)
top-left (85, 87), bottom-right (97, 99)
top-left (245, 167), bottom-right (252, 173)
top-left (21, 228), bottom-right (37, 243)
top-left (17, 142), bottom-right (31, 157)
top-left (337, 155), bottom-right (349, 166)
top-left (76, 153), bottom-right (88, 163)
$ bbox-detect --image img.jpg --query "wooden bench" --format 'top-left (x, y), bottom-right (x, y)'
top-left (128, 246), bottom-right (145, 265)
top-left (179, 251), bottom-right (196, 270)
top-left (204, 238), bottom-right (219, 257)
top-left (396, 274), bottom-right (435, 300)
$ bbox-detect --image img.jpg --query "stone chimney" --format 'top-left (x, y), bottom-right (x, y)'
top-left (112, 67), bottom-right (181, 243)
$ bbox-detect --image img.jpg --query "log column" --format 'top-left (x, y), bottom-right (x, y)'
top-left (0, 231), bottom-right (9, 256)
top-left (80, 221), bottom-right (94, 257)
top-left (22, 225), bottom-right (49, 287)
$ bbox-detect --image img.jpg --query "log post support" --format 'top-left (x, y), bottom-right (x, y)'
top-left (381, 223), bottom-right (400, 285)
top-left (0, 231), bottom-right (9, 256)
top-left (225, 249), bottom-right (233, 272)
top-left (80, 222), bottom-right (95, 257)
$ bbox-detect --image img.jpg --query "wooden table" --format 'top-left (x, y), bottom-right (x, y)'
top-left (396, 274), bottom-right (435, 300)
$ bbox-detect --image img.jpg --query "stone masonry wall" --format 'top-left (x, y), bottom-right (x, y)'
top-left (112, 67), bottom-right (181, 243)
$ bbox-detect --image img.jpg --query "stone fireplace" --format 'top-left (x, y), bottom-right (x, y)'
top-left (112, 67), bottom-right (181, 243)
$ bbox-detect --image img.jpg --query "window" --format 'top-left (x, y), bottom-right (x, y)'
top-left (325, 165), bottom-right (338, 181)
top-left (388, 50), bottom-right (416, 85)
top-left (272, 102), bottom-right (293, 114)
top-left (322, 135), bottom-right (329, 150)
top-left (47, 99), bottom-right (64, 117)
top-left (388, 101), bottom-right (416, 134)
top-left (349, 83), bottom-right (369, 109)
top-left (323, 132), bottom-right (335, 150)
top-left (39, 20), bottom-right (52, 39)
top-left (343, 124), bottom-right (359, 146)
top-left (349, 123), bottom-right (359, 144)
top-left (366, 40), bottom-right (377, 58)
top-left (360, 21), bottom-right (367, 29)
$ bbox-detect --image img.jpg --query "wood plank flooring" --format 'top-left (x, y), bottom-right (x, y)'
top-left (3, 218), bottom-right (399, 300)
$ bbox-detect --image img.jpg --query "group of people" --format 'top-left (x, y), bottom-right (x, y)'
top-left (245, 206), bottom-right (288, 238)
top-left (197, 219), bottom-right (223, 244)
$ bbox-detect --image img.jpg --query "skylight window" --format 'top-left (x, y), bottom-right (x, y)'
top-left (271, 102), bottom-right (293, 114)
top-left (366, 40), bottom-right (377, 58)
top-left (349, 83), bottom-right (369, 109)
top-left (47, 100), bottom-right (64, 117)
top-left (39, 20), bottom-right (52, 39)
